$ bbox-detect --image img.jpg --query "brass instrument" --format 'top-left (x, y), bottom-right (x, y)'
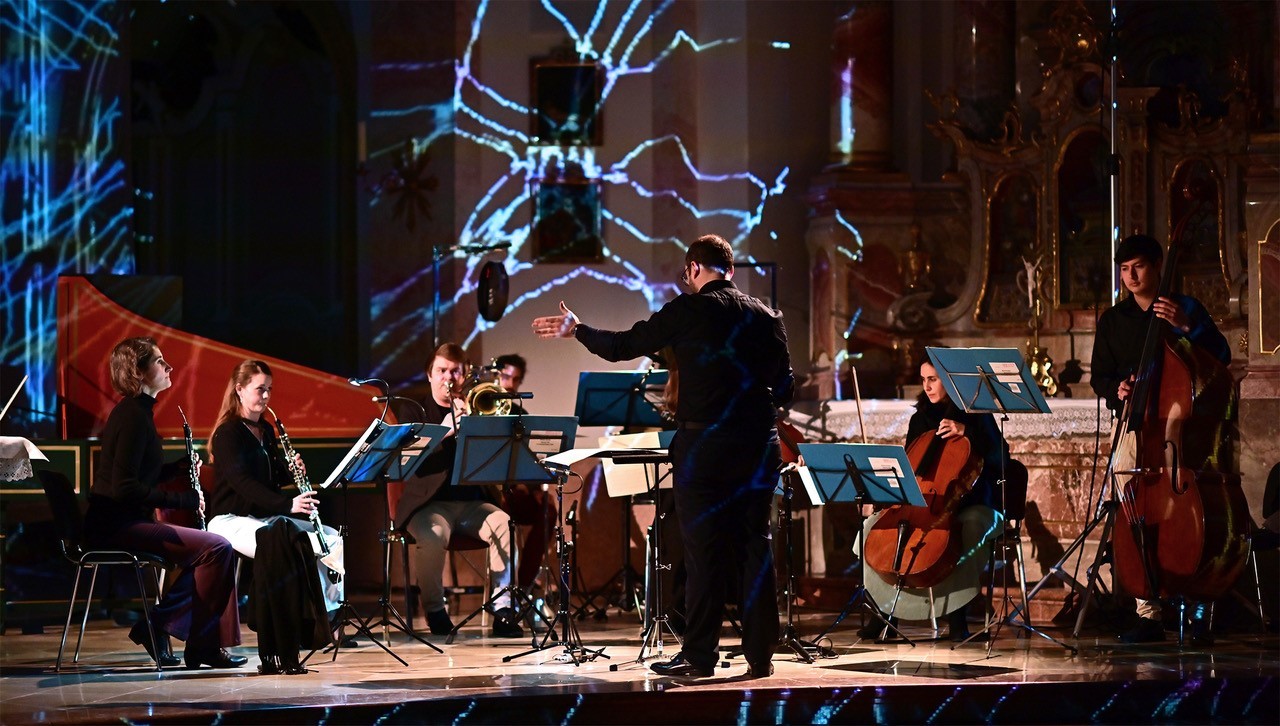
top-left (175, 406), bottom-right (206, 530)
top-left (465, 380), bottom-right (512, 416)
top-left (267, 406), bottom-right (342, 584)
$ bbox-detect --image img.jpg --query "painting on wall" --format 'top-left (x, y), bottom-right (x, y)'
top-left (531, 62), bottom-right (603, 146)
top-left (533, 180), bottom-right (603, 262)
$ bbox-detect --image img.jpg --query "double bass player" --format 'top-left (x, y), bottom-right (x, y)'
top-left (1090, 233), bottom-right (1232, 644)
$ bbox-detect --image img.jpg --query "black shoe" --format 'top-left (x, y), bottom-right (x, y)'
top-left (128, 621), bottom-right (180, 667)
top-left (858, 617), bottom-right (896, 640)
top-left (185, 647), bottom-right (248, 669)
top-left (746, 660), bottom-right (774, 678)
top-left (336, 635), bottom-right (359, 648)
top-left (650, 654), bottom-right (713, 678)
top-left (426, 608), bottom-right (454, 636)
top-left (1119, 617), bottom-right (1165, 644)
top-left (492, 607), bottom-right (524, 638)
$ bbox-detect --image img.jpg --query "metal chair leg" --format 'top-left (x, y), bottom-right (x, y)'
top-left (74, 565), bottom-right (101, 663)
top-left (400, 539), bottom-right (413, 629)
top-left (133, 564), bottom-right (163, 671)
top-left (56, 567), bottom-right (86, 672)
top-left (1251, 550), bottom-right (1266, 632)
top-left (1015, 535), bottom-right (1032, 626)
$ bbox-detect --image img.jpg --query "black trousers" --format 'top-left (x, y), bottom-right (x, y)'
top-left (670, 427), bottom-right (780, 670)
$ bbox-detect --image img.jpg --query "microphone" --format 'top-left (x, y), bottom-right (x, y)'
top-left (490, 391), bottom-right (533, 399)
top-left (348, 377), bottom-right (389, 392)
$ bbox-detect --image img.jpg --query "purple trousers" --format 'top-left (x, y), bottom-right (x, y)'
top-left (92, 520), bottom-right (241, 649)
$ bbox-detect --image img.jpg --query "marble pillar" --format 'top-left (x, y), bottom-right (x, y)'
top-left (830, 1), bottom-right (893, 170)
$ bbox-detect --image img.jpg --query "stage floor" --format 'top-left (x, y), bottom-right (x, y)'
top-left (2, 600), bottom-right (1277, 725)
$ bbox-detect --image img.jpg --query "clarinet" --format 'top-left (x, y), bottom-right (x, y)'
top-left (267, 407), bottom-right (341, 584)
top-left (175, 406), bottom-right (206, 530)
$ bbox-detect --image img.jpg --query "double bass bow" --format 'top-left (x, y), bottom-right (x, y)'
top-left (1107, 183), bottom-right (1250, 603)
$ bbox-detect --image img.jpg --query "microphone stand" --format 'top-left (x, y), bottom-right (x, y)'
top-left (430, 242), bottom-right (511, 349)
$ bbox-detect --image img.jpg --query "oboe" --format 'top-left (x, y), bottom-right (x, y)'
top-left (175, 406), bottom-right (206, 530)
top-left (267, 407), bottom-right (340, 584)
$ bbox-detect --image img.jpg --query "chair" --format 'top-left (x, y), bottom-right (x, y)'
top-left (385, 481), bottom-right (491, 631)
top-left (39, 470), bottom-right (173, 672)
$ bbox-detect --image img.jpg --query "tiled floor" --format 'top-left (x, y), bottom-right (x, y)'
top-left (2, 605), bottom-right (1277, 724)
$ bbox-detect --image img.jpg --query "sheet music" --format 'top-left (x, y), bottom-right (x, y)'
top-left (796, 466), bottom-right (824, 506)
top-left (321, 419), bottom-right (381, 488)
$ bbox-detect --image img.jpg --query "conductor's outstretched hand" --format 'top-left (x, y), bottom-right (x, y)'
top-left (532, 301), bottom-right (579, 339)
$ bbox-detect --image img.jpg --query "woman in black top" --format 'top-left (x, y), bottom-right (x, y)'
top-left (206, 359), bottom-right (343, 618)
top-left (83, 337), bottom-right (245, 669)
top-left (856, 360), bottom-right (1010, 642)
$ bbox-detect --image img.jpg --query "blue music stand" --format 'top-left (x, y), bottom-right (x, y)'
top-left (799, 442), bottom-right (924, 647)
top-left (446, 414), bottom-right (577, 645)
top-left (574, 370), bottom-right (669, 428)
top-left (312, 420), bottom-right (450, 665)
top-left (326, 422), bottom-right (449, 485)
top-left (925, 347), bottom-right (1070, 654)
top-left (925, 347), bottom-right (1052, 416)
top-left (796, 443), bottom-right (925, 509)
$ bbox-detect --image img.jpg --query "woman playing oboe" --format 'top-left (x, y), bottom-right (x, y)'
top-left (206, 361), bottom-right (344, 626)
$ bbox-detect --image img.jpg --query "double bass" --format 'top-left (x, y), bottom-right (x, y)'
top-left (863, 402), bottom-right (984, 589)
top-left (1108, 184), bottom-right (1251, 603)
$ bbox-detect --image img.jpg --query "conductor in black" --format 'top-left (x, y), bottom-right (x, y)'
top-left (534, 234), bottom-right (793, 678)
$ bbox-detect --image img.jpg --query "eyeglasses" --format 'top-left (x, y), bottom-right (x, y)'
top-left (679, 261), bottom-right (695, 286)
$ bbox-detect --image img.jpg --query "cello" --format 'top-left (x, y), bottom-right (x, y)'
top-left (1108, 183), bottom-right (1251, 603)
top-left (863, 401), bottom-right (984, 589)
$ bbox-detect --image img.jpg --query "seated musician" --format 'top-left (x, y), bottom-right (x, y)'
top-left (395, 343), bottom-right (523, 638)
top-left (857, 357), bottom-right (1009, 642)
top-left (492, 353), bottom-right (558, 627)
top-left (1090, 233), bottom-right (1231, 644)
top-left (84, 337), bottom-right (244, 670)
top-left (206, 360), bottom-right (347, 670)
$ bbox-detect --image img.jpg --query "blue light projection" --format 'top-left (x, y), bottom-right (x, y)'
top-left (366, 0), bottom-right (790, 379)
top-left (1, 0), bottom-right (133, 435)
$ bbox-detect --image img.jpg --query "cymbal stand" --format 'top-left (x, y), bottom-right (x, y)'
top-left (506, 468), bottom-right (606, 664)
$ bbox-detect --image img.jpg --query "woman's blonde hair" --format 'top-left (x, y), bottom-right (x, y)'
top-left (213, 359), bottom-right (273, 432)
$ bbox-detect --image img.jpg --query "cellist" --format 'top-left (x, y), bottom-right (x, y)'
top-left (856, 357), bottom-right (1011, 642)
top-left (1089, 233), bottom-right (1231, 644)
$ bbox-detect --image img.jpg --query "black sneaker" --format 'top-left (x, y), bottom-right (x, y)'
top-left (492, 607), bottom-right (524, 638)
top-left (1119, 617), bottom-right (1165, 643)
top-left (426, 608), bottom-right (455, 636)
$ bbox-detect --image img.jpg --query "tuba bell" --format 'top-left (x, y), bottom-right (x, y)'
top-left (466, 381), bottom-right (511, 415)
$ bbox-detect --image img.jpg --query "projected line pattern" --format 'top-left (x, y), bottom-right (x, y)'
top-left (367, 0), bottom-right (789, 379)
top-left (1, 0), bottom-right (133, 434)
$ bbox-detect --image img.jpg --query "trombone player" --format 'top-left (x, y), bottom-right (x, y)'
top-left (394, 343), bottom-right (524, 638)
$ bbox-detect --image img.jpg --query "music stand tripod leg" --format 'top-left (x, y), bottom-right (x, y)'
top-left (634, 480), bottom-right (682, 664)
top-left (507, 473), bottom-right (607, 664)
